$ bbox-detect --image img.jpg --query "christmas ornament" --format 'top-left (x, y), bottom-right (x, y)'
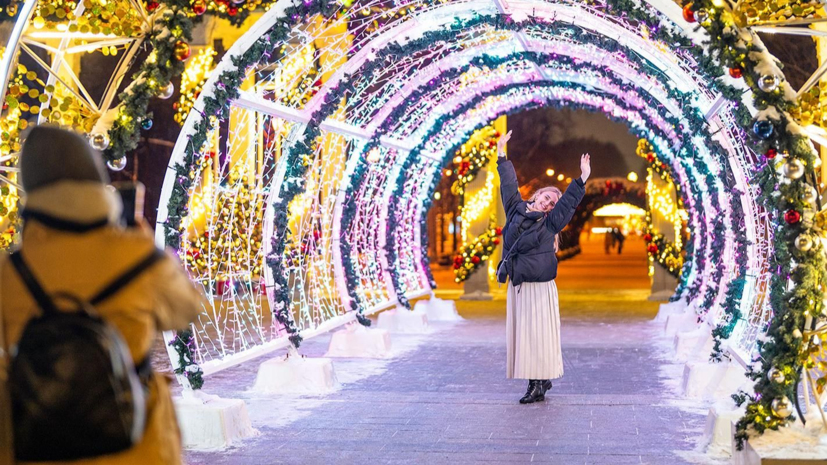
top-left (146, 1), bottom-right (160, 12)
top-left (694, 9), bottom-right (709, 23)
top-left (682, 4), bottom-right (696, 22)
top-left (141, 119), bottom-right (153, 130)
top-left (771, 397), bottom-right (793, 418)
top-left (159, 83), bottom-right (175, 99)
top-left (782, 158), bottom-right (805, 180)
top-left (764, 148), bottom-right (777, 160)
top-left (228, 6), bottom-right (238, 15)
top-left (784, 209), bottom-right (801, 224)
top-left (192, 0), bottom-right (206, 15)
top-left (647, 244), bottom-right (658, 254)
top-left (753, 120), bottom-right (774, 139)
top-left (174, 41), bottom-right (191, 61)
top-left (729, 67), bottom-right (743, 79)
top-left (758, 74), bottom-right (780, 93)
top-left (795, 234), bottom-right (813, 252)
top-left (107, 157), bottom-right (127, 171)
top-left (644, 233), bottom-right (653, 242)
top-left (89, 132), bottom-right (110, 150)
top-left (802, 184), bottom-right (818, 205)
top-left (471, 256), bottom-right (481, 264)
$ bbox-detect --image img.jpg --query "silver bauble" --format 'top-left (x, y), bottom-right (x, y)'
top-left (694, 9), bottom-right (709, 22)
top-left (758, 74), bottom-right (780, 93)
top-left (768, 367), bottom-right (785, 384)
top-left (106, 157), bottom-right (127, 171)
top-left (783, 158), bottom-right (805, 180)
top-left (802, 184), bottom-right (819, 205)
top-left (771, 396), bottom-right (793, 418)
top-left (159, 82), bottom-right (175, 100)
top-left (89, 132), bottom-right (110, 151)
top-left (795, 234), bottom-right (813, 252)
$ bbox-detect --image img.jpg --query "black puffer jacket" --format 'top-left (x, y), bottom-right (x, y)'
top-left (498, 158), bottom-right (585, 285)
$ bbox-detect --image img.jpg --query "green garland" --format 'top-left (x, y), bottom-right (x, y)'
top-left (104, 1), bottom-right (194, 162)
top-left (453, 218), bottom-right (501, 283)
top-left (167, 329), bottom-right (204, 390)
top-left (681, 0), bottom-right (827, 446)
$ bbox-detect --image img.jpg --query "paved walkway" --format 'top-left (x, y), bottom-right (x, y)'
top-left (181, 235), bottom-right (715, 464)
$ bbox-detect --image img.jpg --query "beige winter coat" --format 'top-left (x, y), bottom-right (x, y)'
top-left (0, 181), bottom-right (206, 465)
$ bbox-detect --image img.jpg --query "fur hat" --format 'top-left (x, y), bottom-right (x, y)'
top-left (19, 126), bottom-right (109, 193)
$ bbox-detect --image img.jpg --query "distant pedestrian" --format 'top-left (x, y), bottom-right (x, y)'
top-left (604, 229), bottom-right (614, 254)
top-left (613, 228), bottom-right (626, 255)
top-left (495, 130), bottom-right (590, 404)
top-left (0, 126), bottom-right (207, 464)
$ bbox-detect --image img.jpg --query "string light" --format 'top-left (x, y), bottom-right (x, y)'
top-left (175, 48), bottom-right (216, 125)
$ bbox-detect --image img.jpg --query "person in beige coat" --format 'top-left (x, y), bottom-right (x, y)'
top-left (0, 126), bottom-right (207, 465)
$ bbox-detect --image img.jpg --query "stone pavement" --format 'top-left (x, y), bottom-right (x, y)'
top-left (179, 236), bottom-right (718, 464)
top-left (182, 311), bottom-right (712, 464)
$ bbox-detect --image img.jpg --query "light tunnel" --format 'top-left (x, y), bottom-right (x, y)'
top-left (149, 0), bottom-right (775, 379)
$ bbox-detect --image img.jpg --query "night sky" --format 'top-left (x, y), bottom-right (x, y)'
top-left (507, 107), bottom-right (645, 190)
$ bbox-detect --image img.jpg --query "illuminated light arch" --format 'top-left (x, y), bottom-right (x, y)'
top-left (152, 2), bottom-right (780, 384)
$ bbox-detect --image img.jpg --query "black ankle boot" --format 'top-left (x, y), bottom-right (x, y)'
top-left (541, 380), bottom-right (552, 394)
top-left (519, 380), bottom-right (545, 404)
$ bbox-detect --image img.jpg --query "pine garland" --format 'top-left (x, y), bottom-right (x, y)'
top-left (680, 0), bottom-right (827, 447)
top-left (167, 329), bottom-right (204, 390)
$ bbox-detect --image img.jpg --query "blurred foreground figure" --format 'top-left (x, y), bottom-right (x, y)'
top-left (0, 126), bottom-right (206, 465)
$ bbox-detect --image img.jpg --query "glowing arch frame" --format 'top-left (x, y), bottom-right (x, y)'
top-left (155, 0), bottom-right (767, 379)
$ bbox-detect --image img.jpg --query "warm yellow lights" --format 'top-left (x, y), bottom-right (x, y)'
top-left (627, 172), bottom-right (639, 182)
top-left (546, 168), bottom-right (555, 177)
top-left (557, 174), bottom-right (564, 181)
top-left (175, 48), bottom-right (217, 125)
top-left (593, 203), bottom-right (647, 217)
top-left (460, 167), bottom-right (496, 243)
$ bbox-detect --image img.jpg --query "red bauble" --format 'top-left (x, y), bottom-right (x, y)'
top-left (228, 6), bottom-right (238, 15)
top-left (728, 67), bottom-right (743, 79)
top-left (453, 263), bottom-right (461, 270)
top-left (682, 4), bottom-right (696, 22)
top-left (646, 153), bottom-right (655, 162)
top-left (644, 233), bottom-right (652, 242)
top-left (493, 238), bottom-right (500, 245)
top-left (647, 244), bottom-right (659, 254)
top-left (174, 40), bottom-right (191, 61)
top-left (454, 256), bottom-right (463, 264)
top-left (784, 209), bottom-right (801, 224)
top-left (765, 148), bottom-right (778, 159)
top-left (192, 0), bottom-right (206, 15)
top-left (495, 227), bottom-right (503, 235)
top-left (471, 256), bottom-right (481, 265)
top-left (660, 162), bottom-right (668, 170)
top-left (146, 1), bottom-right (160, 12)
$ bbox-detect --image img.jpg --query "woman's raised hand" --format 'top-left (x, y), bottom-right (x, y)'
top-left (497, 130), bottom-right (512, 158)
top-left (580, 153), bottom-right (591, 183)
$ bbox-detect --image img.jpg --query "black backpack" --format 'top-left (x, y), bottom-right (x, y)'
top-left (6, 249), bottom-right (163, 461)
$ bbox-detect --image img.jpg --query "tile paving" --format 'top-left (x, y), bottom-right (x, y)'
top-left (178, 237), bottom-right (716, 464)
top-left (182, 313), bottom-right (711, 464)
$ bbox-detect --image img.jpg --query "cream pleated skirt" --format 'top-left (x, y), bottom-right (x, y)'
top-left (506, 280), bottom-right (564, 380)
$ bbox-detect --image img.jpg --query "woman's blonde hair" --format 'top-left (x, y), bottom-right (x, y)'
top-left (529, 186), bottom-right (563, 252)
top-left (529, 186), bottom-right (562, 205)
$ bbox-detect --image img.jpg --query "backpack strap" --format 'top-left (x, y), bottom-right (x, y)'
top-left (90, 249), bottom-right (165, 306)
top-left (8, 253), bottom-right (60, 316)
